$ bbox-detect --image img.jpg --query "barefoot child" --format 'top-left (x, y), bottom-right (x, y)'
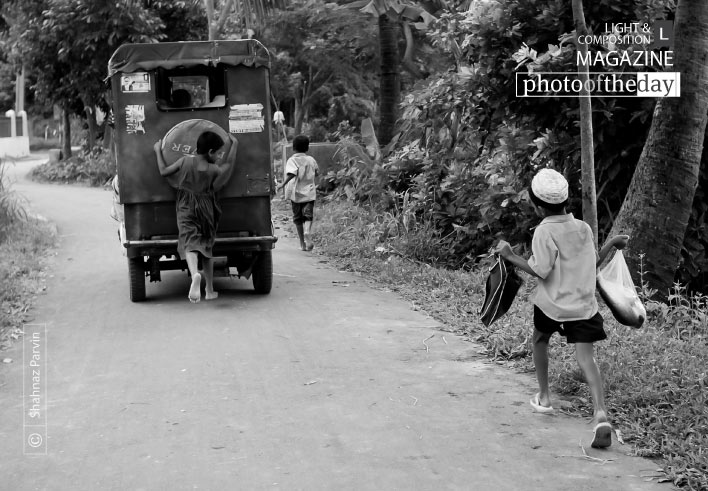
top-left (277, 135), bottom-right (319, 251)
top-left (154, 131), bottom-right (238, 302)
top-left (494, 168), bottom-right (628, 448)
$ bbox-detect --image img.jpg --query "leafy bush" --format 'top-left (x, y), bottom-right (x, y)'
top-left (0, 158), bottom-right (28, 243)
top-left (29, 146), bottom-right (115, 187)
top-left (322, 133), bottom-right (539, 268)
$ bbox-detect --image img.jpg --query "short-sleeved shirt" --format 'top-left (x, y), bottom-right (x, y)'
top-left (527, 213), bottom-right (598, 322)
top-left (285, 153), bottom-right (319, 203)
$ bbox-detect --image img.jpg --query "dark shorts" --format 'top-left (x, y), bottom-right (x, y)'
top-left (291, 200), bottom-right (314, 224)
top-left (533, 305), bottom-right (606, 344)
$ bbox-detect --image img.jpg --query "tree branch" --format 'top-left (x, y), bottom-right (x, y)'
top-left (401, 21), bottom-right (423, 78)
top-left (203, 0), bottom-right (215, 40)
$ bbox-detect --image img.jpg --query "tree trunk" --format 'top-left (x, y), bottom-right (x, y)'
top-left (85, 106), bottom-right (98, 151)
top-left (61, 107), bottom-right (72, 160)
top-left (204, 0), bottom-right (216, 40)
top-left (377, 14), bottom-right (400, 146)
top-left (609, 0), bottom-right (708, 298)
top-left (294, 95), bottom-right (304, 135)
top-left (15, 67), bottom-right (25, 113)
top-left (571, 0), bottom-right (598, 246)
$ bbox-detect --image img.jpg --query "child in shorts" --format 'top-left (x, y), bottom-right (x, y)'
top-left (494, 168), bottom-right (628, 448)
top-left (277, 135), bottom-right (319, 251)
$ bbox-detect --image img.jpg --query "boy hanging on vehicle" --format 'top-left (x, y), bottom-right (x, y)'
top-left (154, 131), bottom-right (239, 303)
top-left (494, 168), bottom-right (629, 448)
top-left (277, 135), bottom-right (319, 251)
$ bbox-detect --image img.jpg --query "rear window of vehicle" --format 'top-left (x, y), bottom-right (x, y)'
top-left (156, 66), bottom-right (227, 110)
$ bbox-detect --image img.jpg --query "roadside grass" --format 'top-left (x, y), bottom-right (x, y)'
top-left (29, 147), bottom-right (114, 187)
top-left (296, 197), bottom-right (708, 490)
top-left (0, 159), bottom-right (56, 352)
top-left (0, 218), bottom-right (55, 351)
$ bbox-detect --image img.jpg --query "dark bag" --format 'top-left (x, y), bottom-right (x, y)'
top-left (480, 255), bottom-right (524, 327)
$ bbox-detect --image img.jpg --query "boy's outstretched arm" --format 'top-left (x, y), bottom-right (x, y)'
top-left (597, 234), bottom-right (630, 267)
top-left (276, 173), bottom-right (296, 192)
top-left (213, 134), bottom-right (239, 190)
top-left (494, 240), bottom-right (541, 278)
top-left (154, 140), bottom-right (183, 176)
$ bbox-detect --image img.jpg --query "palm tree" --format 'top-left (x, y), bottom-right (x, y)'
top-left (378, 12), bottom-right (400, 145)
top-left (609, 0), bottom-right (708, 298)
top-left (347, 0), bottom-right (437, 145)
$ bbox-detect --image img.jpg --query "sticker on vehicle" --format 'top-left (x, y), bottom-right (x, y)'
top-left (121, 73), bottom-right (150, 93)
top-left (125, 105), bottom-right (146, 134)
top-left (229, 103), bottom-right (264, 133)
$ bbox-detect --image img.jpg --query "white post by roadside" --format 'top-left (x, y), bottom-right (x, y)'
top-left (5, 109), bottom-right (16, 138)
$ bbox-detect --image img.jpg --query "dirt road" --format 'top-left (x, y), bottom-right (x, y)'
top-left (0, 155), bottom-right (671, 490)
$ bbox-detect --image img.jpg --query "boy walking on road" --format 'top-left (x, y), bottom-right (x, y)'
top-left (278, 135), bottom-right (319, 251)
top-left (494, 168), bottom-right (628, 448)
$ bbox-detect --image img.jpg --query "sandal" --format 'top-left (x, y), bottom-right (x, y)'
top-left (529, 393), bottom-right (554, 414)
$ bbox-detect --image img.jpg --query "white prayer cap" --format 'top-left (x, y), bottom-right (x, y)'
top-left (531, 168), bottom-right (568, 204)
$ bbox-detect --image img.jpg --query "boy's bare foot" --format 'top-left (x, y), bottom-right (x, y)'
top-left (591, 422), bottom-right (612, 448)
top-left (188, 273), bottom-right (201, 303)
top-left (205, 291), bottom-right (219, 300)
top-left (304, 233), bottom-right (314, 251)
top-left (589, 410), bottom-right (612, 448)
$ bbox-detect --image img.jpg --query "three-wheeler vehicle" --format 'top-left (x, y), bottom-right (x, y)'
top-left (107, 40), bottom-right (276, 301)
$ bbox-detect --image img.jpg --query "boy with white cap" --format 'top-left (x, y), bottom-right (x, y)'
top-left (495, 168), bottom-right (628, 448)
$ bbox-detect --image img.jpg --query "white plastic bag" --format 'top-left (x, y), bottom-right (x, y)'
top-left (597, 250), bottom-right (646, 328)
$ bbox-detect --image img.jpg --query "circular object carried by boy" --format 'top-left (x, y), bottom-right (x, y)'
top-left (161, 119), bottom-right (233, 167)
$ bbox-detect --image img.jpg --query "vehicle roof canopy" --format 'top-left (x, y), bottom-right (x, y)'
top-left (107, 40), bottom-right (270, 78)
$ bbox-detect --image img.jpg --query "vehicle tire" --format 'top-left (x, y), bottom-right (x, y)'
top-left (252, 250), bottom-right (273, 294)
top-left (128, 256), bottom-right (146, 302)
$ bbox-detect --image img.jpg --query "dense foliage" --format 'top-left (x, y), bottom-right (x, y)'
top-left (322, 0), bottom-right (708, 292)
top-left (3, 0), bottom-right (163, 111)
top-left (261, 2), bottom-right (379, 136)
top-left (29, 147), bottom-right (115, 187)
top-left (0, 0), bottom-right (206, 141)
